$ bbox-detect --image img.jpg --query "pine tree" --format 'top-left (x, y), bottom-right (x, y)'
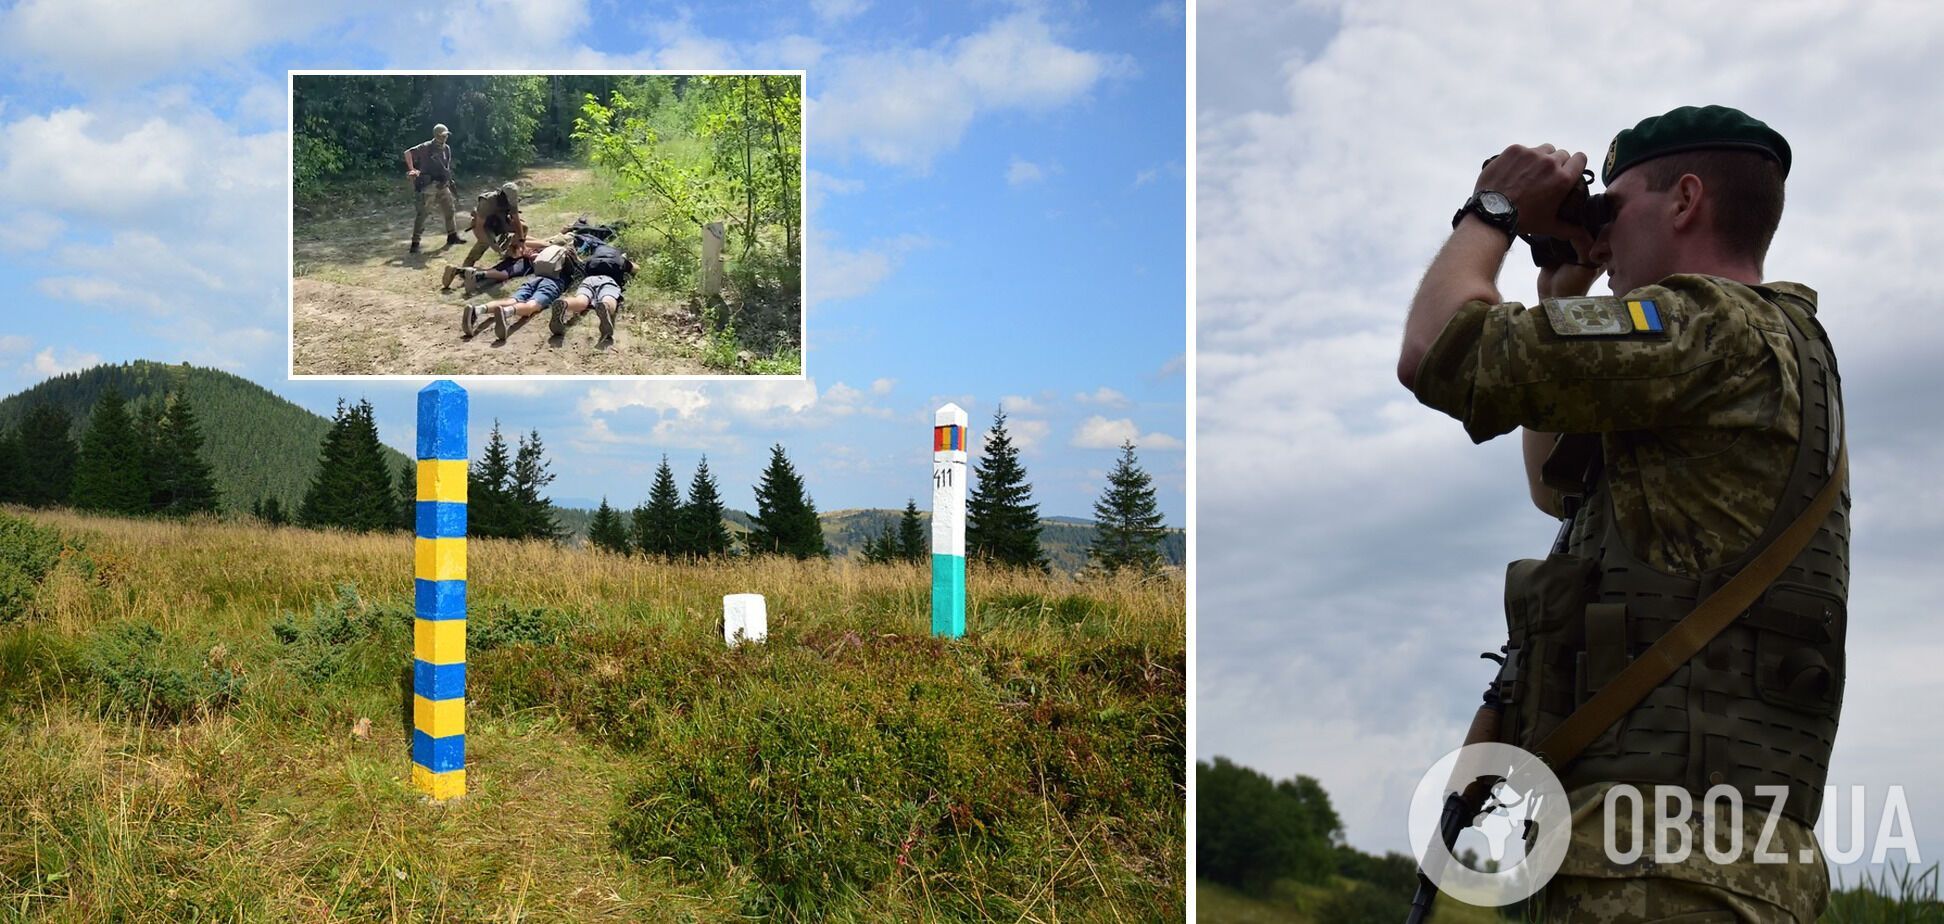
top-left (71, 386), bottom-right (151, 515)
top-left (298, 399), bottom-right (397, 531)
top-left (861, 521), bottom-right (898, 564)
top-left (469, 421), bottom-right (515, 539)
top-left (255, 495), bottom-right (288, 526)
top-left (631, 456), bottom-right (684, 558)
top-left (1088, 440), bottom-right (1168, 575)
top-left (0, 428), bottom-right (19, 505)
top-left (896, 498), bottom-right (926, 563)
top-left (147, 393), bottom-right (220, 516)
top-left (680, 456), bottom-right (731, 558)
top-left (966, 409), bottom-right (1046, 570)
top-left (12, 405), bottom-right (77, 507)
top-left (508, 429), bottom-right (561, 541)
top-left (396, 459), bottom-right (418, 532)
top-left (588, 498), bottom-right (630, 553)
top-left (748, 444), bottom-right (823, 558)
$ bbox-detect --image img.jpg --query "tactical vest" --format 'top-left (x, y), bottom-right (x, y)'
top-left (1497, 288), bottom-right (1847, 826)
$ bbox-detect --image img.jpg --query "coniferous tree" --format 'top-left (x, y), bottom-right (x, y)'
top-left (71, 387), bottom-right (150, 515)
top-left (12, 405), bottom-right (76, 507)
top-left (468, 421), bottom-right (515, 539)
top-left (298, 399), bottom-right (397, 531)
top-left (966, 409), bottom-right (1046, 570)
top-left (631, 456), bottom-right (684, 557)
top-left (588, 498), bottom-right (630, 553)
top-left (255, 495), bottom-right (289, 526)
top-left (396, 459), bottom-right (418, 532)
top-left (680, 456), bottom-right (731, 557)
top-left (897, 498), bottom-right (926, 563)
top-left (1088, 440), bottom-right (1168, 575)
top-left (748, 444), bottom-right (824, 558)
top-left (147, 394), bottom-right (220, 516)
top-left (0, 428), bottom-right (19, 505)
top-left (508, 429), bottom-right (561, 541)
top-left (861, 521), bottom-right (899, 564)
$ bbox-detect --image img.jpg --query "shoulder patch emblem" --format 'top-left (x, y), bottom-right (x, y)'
top-left (1542, 296), bottom-right (1667, 337)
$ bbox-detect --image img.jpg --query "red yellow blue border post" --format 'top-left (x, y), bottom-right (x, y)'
top-left (931, 403), bottom-right (968, 637)
top-left (412, 380), bottom-right (467, 800)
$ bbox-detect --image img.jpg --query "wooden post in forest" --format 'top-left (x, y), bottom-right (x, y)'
top-left (702, 221), bottom-right (726, 301)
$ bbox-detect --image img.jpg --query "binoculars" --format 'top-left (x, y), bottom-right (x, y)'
top-left (1479, 155), bottom-right (1613, 268)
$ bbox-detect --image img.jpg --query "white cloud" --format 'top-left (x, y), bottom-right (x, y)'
top-left (26, 347), bottom-right (102, 377)
top-left (810, 233), bottom-right (929, 305)
top-left (999, 394), bottom-right (1047, 415)
top-left (870, 378), bottom-right (896, 395)
top-left (810, 12), bottom-right (1128, 168)
top-left (1003, 418), bottom-right (1051, 453)
top-left (0, 110), bottom-right (202, 218)
top-left (0, 335), bottom-right (31, 356)
top-left (578, 382), bottom-right (710, 418)
top-left (1074, 386), bottom-right (1129, 407)
top-left (0, 0), bottom-right (345, 86)
top-left (0, 211), bottom-right (66, 250)
top-left (1071, 415), bottom-right (1182, 450)
top-left (1006, 157), bottom-right (1048, 186)
top-left (811, 0), bottom-right (869, 22)
top-left (1146, 2), bottom-right (1184, 26)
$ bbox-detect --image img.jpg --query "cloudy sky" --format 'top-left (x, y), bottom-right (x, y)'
top-left (1197, 0), bottom-right (1944, 880)
top-left (0, 0), bottom-right (1186, 521)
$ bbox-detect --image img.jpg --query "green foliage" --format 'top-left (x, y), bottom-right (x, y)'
top-left (291, 74), bottom-right (547, 197)
top-left (0, 511), bottom-right (65, 623)
top-left (587, 498), bottom-right (630, 554)
top-left (395, 459), bottom-right (416, 532)
top-left (5, 404), bottom-right (77, 506)
top-left (0, 361), bottom-right (413, 514)
top-left (467, 602), bottom-right (578, 652)
top-left (146, 393), bottom-right (221, 516)
top-left (80, 620), bottom-right (243, 724)
top-left (680, 457), bottom-right (732, 557)
top-left (71, 387), bottom-right (149, 515)
top-left (269, 584), bottom-right (409, 689)
top-left (1314, 881), bottom-right (1412, 923)
top-left (469, 421), bottom-right (516, 539)
top-left (967, 410), bottom-right (1047, 571)
top-left (298, 399), bottom-right (397, 532)
top-left (1197, 756), bottom-right (1340, 894)
top-left (747, 444), bottom-right (824, 559)
top-left (1827, 864), bottom-right (1944, 922)
top-left (630, 457), bottom-right (684, 557)
top-left (509, 429), bottom-right (563, 542)
top-left (1088, 440), bottom-right (1167, 575)
top-left (897, 499), bottom-right (926, 563)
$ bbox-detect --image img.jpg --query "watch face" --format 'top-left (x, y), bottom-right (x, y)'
top-left (1479, 191), bottom-right (1513, 216)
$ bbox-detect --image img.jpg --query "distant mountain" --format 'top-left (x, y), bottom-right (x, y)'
top-left (0, 361), bottom-right (411, 512)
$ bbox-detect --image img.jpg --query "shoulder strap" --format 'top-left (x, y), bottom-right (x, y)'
top-left (1533, 444), bottom-right (1845, 770)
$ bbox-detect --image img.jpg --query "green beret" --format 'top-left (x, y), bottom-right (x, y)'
top-left (1602, 105), bottom-right (1790, 184)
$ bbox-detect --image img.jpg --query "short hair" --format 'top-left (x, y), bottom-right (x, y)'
top-left (1631, 149), bottom-right (1785, 261)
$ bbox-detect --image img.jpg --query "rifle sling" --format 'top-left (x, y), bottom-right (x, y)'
top-left (1532, 445), bottom-right (1847, 771)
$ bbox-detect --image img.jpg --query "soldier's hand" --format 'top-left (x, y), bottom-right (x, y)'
top-left (1476, 144), bottom-right (1587, 239)
top-left (408, 169), bottom-right (421, 178)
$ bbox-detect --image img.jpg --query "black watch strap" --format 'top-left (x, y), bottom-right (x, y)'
top-left (1453, 192), bottom-right (1518, 243)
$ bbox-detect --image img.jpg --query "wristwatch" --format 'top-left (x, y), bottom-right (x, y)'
top-left (1453, 190), bottom-right (1518, 242)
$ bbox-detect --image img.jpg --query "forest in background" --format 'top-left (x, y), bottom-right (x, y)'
top-left (292, 74), bottom-right (803, 365)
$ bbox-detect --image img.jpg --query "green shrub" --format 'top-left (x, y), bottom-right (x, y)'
top-left (1315, 881), bottom-right (1413, 923)
top-left (270, 583), bottom-right (409, 688)
top-left (0, 511), bottom-right (64, 623)
top-left (469, 601), bottom-right (578, 651)
top-left (81, 621), bottom-right (243, 724)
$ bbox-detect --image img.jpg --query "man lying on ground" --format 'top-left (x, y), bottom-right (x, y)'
top-left (460, 248), bottom-right (574, 343)
top-left (547, 241), bottom-right (636, 344)
top-left (441, 237), bottom-right (544, 295)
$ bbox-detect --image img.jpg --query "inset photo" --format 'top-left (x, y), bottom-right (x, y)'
top-left (289, 72), bottom-right (803, 377)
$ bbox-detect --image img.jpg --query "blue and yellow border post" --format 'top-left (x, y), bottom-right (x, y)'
top-left (412, 381), bottom-right (467, 800)
top-left (931, 403), bottom-right (968, 637)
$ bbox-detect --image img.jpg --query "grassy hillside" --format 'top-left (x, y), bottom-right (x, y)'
top-left (0, 361), bottom-right (411, 512)
top-left (0, 508), bottom-right (1184, 920)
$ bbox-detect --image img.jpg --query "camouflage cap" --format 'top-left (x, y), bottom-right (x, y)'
top-left (500, 181), bottom-right (519, 210)
top-left (433, 123), bottom-right (450, 137)
top-left (1602, 105), bottom-right (1789, 184)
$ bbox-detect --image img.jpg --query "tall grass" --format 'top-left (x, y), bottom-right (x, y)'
top-left (0, 508), bottom-right (1183, 921)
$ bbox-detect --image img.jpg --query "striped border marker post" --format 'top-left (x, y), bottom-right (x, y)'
top-left (412, 380), bottom-right (467, 800)
top-left (931, 403), bottom-right (968, 638)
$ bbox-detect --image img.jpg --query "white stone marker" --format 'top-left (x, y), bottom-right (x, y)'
top-left (723, 593), bottom-right (767, 646)
top-left (931, 403), bottom-right (968, 637)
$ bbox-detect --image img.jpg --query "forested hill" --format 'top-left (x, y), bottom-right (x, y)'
top-left (0, 362), bottom-right (410, 512)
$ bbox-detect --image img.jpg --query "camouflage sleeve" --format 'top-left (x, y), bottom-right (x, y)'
top-left (1412, 276), bottom-right (1769, 442)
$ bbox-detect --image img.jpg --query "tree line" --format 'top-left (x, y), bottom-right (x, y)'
top-left (0, 387), bottom-right (218, 516)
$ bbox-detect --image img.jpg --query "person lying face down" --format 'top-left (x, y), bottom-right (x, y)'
top-left (458, 241), bottom-right (575, 344)
top-left (547, 242), bottom-right (637, 345)
top-left (441, 237), bottom-right (545, 294)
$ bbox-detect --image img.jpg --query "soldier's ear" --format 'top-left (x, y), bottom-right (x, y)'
top-left (1670, 173), bottom-right (1706, 233)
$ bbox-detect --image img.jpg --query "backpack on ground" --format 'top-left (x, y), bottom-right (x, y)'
top-left (584, 243), bottom-right (629, 279)
top-left (534, 244), bottom-right (575, 280)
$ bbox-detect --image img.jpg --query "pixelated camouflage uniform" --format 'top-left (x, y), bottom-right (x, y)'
top-left (1414, 275), bottom-right (1839, 923)
top-left (408, 137), bottom-right (457, 245)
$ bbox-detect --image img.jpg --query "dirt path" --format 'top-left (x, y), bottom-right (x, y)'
top-left (292, 164), bottom-right (716, 376)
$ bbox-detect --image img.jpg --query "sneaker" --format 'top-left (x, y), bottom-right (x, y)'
top-left (492, 305), bottom-right (510, 342)
top-left (459, 304), bottom-right (481, 338)
top-left (593, 298), bottom-right (615, 340)
top-left (460, 268), bottom-right (479, 295)
top-left (548, 301), bottom-right (567, 337)
top-left (440, 265), bottom-right (460, 291)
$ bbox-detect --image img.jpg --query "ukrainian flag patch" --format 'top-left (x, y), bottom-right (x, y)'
top-left (1627, 299), bottom-right (1663, 333)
